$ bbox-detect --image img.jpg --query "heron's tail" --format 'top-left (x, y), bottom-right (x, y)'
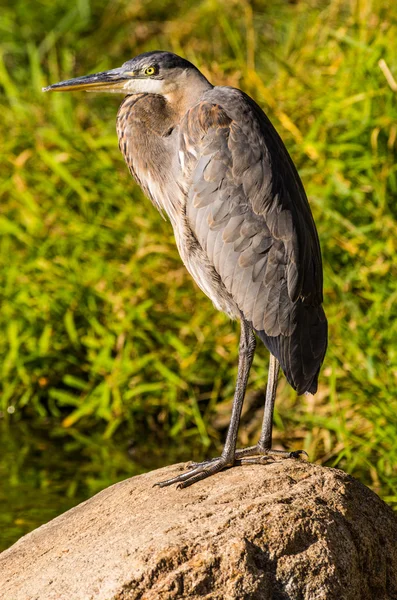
top-left (255, 304), bottom-right (327, 395)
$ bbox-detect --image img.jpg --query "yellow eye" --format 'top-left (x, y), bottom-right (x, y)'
top-left (144, 66), bottom-right (156, 76)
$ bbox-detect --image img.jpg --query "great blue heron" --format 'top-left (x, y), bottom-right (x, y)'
top-left (44, 51), bottom-right (327, 489)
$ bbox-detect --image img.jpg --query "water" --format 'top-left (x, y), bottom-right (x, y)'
top-left (0, 420), bottom-right (204, 552)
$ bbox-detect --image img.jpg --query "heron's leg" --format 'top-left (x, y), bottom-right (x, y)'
top-left (234, 354), bottom-right (306, 463)
top-left (155, 319), bottom-right (256, 489)
top-left (232, 354), bottom-right (280, 460)
top-left (220, 319), bottom-right (256, 460)
top-left (187, 353), bottom-right (305, 470)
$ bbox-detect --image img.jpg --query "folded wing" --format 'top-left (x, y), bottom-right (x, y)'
top-left (180, 88), bottom-right (327, 394)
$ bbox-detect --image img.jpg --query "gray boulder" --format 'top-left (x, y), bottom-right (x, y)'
top-left (1, 460), bottom-right (396, 599)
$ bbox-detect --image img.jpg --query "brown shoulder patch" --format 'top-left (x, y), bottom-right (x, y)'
top-left (196, 103), bottom-right (232, 131)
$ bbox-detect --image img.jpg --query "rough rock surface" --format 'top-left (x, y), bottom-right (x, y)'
top-left (1, 460), bottom-right (397, 600)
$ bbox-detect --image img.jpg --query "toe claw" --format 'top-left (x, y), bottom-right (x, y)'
top-left (185, 461), bottom-right (200, 469)
top-left (289, 449), bottom-right (308, 459)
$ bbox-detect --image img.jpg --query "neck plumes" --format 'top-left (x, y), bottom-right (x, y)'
top-left (116, 93), bottom-right (181, 224)
top-left (116, 71), bottom-right (212, 225)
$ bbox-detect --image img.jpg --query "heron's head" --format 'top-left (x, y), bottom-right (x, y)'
top-left (43, 51), bottom-right (212, 98)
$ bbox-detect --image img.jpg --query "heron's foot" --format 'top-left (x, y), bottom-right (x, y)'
top-left (187, 446), bottom-right (307, 470)
top-left (155, 456), bottom-right (233, 489)
top-left (235, 445), bottom-right (308, 465)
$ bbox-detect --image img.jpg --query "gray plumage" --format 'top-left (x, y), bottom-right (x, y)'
top-left (44, 50), bottom-right (328, 488)
top-left (117, 79), bottom-right (327, 395)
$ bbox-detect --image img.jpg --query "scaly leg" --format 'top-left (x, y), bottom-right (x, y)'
top-left (189, 354), bottom-right (306, 469)
top-left (156, 318), bottom-right (256, 489)
top-left (235, 354), bottom-right (307, 464)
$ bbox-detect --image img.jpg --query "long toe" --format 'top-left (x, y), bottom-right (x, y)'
top-left (259, 448), bottom-right (308, 459)
top-left (237, 448), bottom-right (308, 465)
top-left (155, 456), bottom-right (231, 489)
top-left (233, 445), bottom-right (262, 460)
top-left (186, 456), bottom-right (220, 469)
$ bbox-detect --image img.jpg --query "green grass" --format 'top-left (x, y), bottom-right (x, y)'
top-left (0, 0), bottom-right (396, 508)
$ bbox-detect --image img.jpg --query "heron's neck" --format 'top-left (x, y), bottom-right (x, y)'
top-left (164, 72), bottom-right (213, 119)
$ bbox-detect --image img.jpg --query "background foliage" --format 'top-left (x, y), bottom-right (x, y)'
top-left (1, 0), bottom-right (396, 546)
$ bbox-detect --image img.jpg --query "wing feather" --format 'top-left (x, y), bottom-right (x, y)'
top-left (180, 89), bottom-right (327, 394)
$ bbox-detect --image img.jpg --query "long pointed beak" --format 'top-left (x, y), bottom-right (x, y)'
top-left (42, 67), bottom-right (131, 93)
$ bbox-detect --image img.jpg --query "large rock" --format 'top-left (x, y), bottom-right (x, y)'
top-left (1, 460), bottom-right (396, 600)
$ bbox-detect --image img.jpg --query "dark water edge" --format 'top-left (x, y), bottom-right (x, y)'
top-left (0, 419), bottom-right (207, 552)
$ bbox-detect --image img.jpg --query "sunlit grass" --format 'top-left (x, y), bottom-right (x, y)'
top-left (0, 0), bottom-right (396, 509)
